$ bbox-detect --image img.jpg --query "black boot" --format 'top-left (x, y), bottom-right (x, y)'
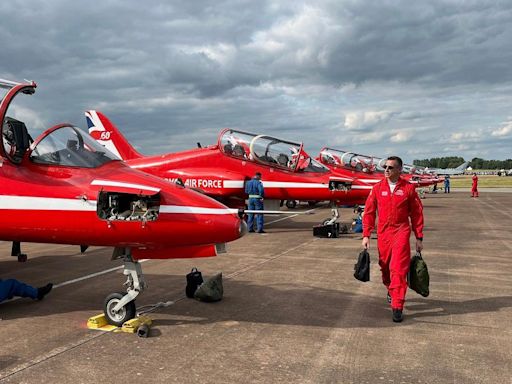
top-left (37, 283), bottom-right (53, 300)
top-left (392, 309), bottom-right (403, 323)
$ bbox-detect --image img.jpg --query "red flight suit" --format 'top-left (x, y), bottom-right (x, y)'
top-left (471, 175), bottom-right (479, 197)
top-left (363, 176), bottom-right (424, 310)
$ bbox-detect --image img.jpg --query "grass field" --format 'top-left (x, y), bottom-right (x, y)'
top-left (446, 175), bottom-right (512, 188)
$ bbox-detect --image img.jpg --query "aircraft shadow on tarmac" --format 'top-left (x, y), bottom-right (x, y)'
top-left (2, 271), bottom-right (512, 330)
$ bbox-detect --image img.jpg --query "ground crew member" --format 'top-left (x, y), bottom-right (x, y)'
top-left (444, 176), bottom-right (450, 193)
top-left (471, 173), bottom-right (479, 197)
top-left (245, 172), bottom-right (265, 233)
top-left (0, 279), bottom-right (53, 303)
top-left (362, 156), bottom-right (424, 323)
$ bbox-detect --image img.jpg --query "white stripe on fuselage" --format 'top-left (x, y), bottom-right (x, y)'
top-left (0, 196), bottom-right (97, 211)
top-left (91, 179), bottom-right (161, 192)
top-left (0, 196), bottom-right (235, 215)
top-left (224, 180), bottom-right (330, 189)
top-left (352, 185), bottom-right (373, 189)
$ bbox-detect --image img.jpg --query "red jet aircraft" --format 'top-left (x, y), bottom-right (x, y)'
top-left (317, 147), bottom-right (443, 188)
top-left (85, 111), bottom-right (373, 210)
top-left (1, 79), bottom-right (245, 325)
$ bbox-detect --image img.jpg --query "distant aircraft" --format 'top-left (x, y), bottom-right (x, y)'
top-left (424, 161), bottom-right (470, 176)
top-left (317, 148), bottom-right (443, 187)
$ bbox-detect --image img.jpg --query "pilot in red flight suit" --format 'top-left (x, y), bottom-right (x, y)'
top-left (471, 173), bottom-right (479, 197)
top-left (362, 156), bottom-right (424, 323)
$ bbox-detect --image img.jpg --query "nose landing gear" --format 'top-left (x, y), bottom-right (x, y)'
top-left (103, 248), bottom-right (146, 326)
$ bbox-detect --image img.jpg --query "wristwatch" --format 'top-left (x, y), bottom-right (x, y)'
top-left (417, 237), bottom-right (423, 241)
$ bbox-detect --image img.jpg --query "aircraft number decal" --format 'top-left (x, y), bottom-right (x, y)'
top-left (100, 131), bottom-right (112, 140)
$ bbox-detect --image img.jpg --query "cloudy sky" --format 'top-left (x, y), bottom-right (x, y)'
top-left (1, 0), bottom-right (512, 162)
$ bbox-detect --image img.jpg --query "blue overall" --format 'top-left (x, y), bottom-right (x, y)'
top-left (0, 279), bottom-right (38, 302)
top-left (444, 178), bottom-right (450, 193)
top-left (245, 178), bottom-right (264, 232)
top-left (353, 217), bottom-right (363, 233)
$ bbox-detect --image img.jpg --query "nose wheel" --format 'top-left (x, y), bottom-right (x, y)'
top-left (104, 292), bottom-right (136, 327)
top-left (103, 248), bottom-right (146, 326)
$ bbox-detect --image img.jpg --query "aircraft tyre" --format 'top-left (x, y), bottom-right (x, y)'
top-left (285, 200), bottom-right (297, 209)
top-left (104, 292), bottom-right (136, 327)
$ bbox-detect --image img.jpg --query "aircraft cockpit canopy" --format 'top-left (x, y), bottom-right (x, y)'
top-left (320, 148), bottom-right (377, 173)
top-left (30, 125), bottom-right (119, 168)
top-left (219, 129), bottom-right (328, 173)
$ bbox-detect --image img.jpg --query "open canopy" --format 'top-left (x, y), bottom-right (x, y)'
top-left (29, 124), bottom-right (119, 168)
top-left (218, 129), bottom-right (328, 173)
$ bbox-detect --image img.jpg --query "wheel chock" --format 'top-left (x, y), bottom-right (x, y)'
top-left (87, 314), bottom-right (119, 332)
top-left (121, 315), bottom-right (152, 334)
top-left (87, 314), bottom-right (152, 335)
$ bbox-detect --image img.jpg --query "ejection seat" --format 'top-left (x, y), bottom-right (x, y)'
top-left (2, 117), bottom-right (32, 163)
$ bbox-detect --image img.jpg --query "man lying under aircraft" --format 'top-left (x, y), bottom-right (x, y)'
top-left (0, 279), bottom-right (53, 303)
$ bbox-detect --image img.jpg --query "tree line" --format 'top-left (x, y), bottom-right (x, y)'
top-left (413, 157), bottom-right (512, 169)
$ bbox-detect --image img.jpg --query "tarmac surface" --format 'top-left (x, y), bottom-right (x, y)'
top-left (1, 192), bottom-right (511, 383)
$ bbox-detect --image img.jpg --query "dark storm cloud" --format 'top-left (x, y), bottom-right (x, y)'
top-left (1, 0), bottom-right (512, 161)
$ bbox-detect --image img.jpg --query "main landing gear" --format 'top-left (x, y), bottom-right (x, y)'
top-left (11, 241), bottom-right (27, 262)
top-left (103, 248), bottom-right (146, 326)
top-left (313, 208), bottom-right (342, 238)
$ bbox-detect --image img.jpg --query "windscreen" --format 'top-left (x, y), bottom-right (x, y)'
top-left (30, 126), bottom-right (119, 168)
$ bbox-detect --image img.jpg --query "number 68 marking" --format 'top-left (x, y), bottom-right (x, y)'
top-left (100, 131), bottom-right (111, 140)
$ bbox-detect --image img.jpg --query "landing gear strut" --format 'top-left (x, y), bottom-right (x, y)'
top-left (103, 248), bottom-right (146, 326)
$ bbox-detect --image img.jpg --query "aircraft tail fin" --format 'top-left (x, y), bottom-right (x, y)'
top-left (456, 161), bottom-right (470, 171)
top-left (85, 110), bottom-right (143, 160)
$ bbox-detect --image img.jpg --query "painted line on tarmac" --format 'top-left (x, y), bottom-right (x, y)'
top-left (226, 237), bottom-right (319, 280)
top-left (0, 260), bottom-right (149, 306)
top-left (265, 208), bottom-right (316, 226)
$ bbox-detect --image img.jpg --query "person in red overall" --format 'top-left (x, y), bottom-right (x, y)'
top-left (362, 156), bottom-right (424, 323)
top-left (471, 173), bottom-right (479, 197)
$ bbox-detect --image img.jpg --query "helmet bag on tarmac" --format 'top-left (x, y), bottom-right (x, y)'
top-left (354, 249), bottom-right (370, 282)
top-left (186, 267), bottom-right (204, 298)
top-left (408, 252), bottom-right (430, 297)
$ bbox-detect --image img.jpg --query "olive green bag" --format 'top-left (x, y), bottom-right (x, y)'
top-left (408, 252), bottom-right (430, 297)
top-left (194, 272), bottom-right (224, 302)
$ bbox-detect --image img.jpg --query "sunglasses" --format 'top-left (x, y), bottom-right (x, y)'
top-left (384, 165), bottom-right (395, 170)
